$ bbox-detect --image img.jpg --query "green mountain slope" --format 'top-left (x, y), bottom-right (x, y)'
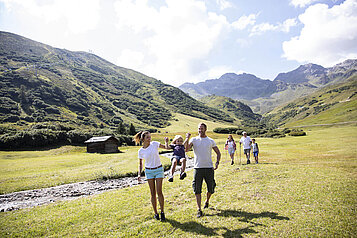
top-left (262, 76), bottom-right (357, 127)
top-left (199, 95), bottom-right (261, 124)
top-left (0, 31), bottom-right (233, 129)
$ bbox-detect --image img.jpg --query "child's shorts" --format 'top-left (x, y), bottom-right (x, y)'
top-left (171, 155), bottom-right (185, 166)
top-left (145, 166), bottom-right (164, 180)
top-left (253, 151), bottom-right (259, 157)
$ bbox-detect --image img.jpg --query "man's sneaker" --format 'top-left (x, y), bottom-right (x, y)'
top-left (204, 202), bottom-right (209, 209)
top-left (197, 210), bottom-right (203, 218)
top-left (154, 214), bottom-right (160, 220)
top-left (180, 172), bottom-right (187, 180)
top-left (168, 176), bottom-right (173, 182)
top-left (160, 212), bottom-right (166, 221)
top-left (247, 160), bottom-right (251, 164)
top-left (231, 160), bottom-right (234, 165)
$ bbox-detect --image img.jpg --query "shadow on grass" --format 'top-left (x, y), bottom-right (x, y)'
top-left (214, 209), bottom-right (290, 222)
top-left (167, 210), bottom-right (289, 237)
top-left (166, 219), bottom-right (218, 236)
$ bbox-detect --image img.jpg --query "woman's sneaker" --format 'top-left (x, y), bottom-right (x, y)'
top-left (160, 212), bottom-right (166, 221)
top-left (168, 176), bottom-right (173, 182)
top-left (197, 210), bottom-right (203, 218)
top-left (180, 172), bottom-right (187, 180)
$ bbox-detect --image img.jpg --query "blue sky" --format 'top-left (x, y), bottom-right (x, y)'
top-left (0, 0), bottom-right (356, 86)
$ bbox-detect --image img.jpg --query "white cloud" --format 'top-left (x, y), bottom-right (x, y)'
top-left (2, 0), bottom-right (100, 34)
top-left (117, 49), bottom-right (145, 70)
top-left (113, 0), bottom-right (230, 85)
top-left (281, 18), bottom-right (298, 32)
top-left (216, 0), bottom-right (233, 10)
top-left (206, 65), bottom-right (244, 79)
top-left (290, 0), bottom-right (320, 8)
top-left (249, 18), bottom-right (297, 36)
top-left (232, 13), bottom-right (258, 30)
top-left (283, 0), bottom-right (357, 66)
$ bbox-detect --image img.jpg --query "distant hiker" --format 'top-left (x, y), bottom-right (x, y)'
top-left (239, 131), bottom-right (252, 164)
top-left (225, 134), bottom-right (236, 165)
top-left (186, 123), bottom-right (221, 218)
top-left (168, 135), bottom-right (189, 182)
top-left (134, 131), bottom-right (169, 221)
top-left (252, 138), bottom-right (259, 163)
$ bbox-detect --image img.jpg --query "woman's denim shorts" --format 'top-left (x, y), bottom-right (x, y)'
top-left (228, 148), bottom-right (235, 155)
top-left (145, 166), bottom-right (164, 180)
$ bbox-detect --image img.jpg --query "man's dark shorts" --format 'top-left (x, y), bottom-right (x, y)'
top-left (192, 168), bottom-right (216, 194)
top-left (244, 149), bottom-right (251, 155)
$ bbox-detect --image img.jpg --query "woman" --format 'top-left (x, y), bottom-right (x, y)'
top-left (134, 131), bottom-right (169, 221)
top-left (225, 134), bottom-right (236, 165)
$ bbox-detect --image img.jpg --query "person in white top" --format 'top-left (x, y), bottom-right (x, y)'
top-left (239, 131), bottom-right (252, 164)
top-left (186, 123), bottom-right (221, 218)
top-left (225, 134), bottom-right (236, 165)
top-left (134, 131), bottom-right (169, 221)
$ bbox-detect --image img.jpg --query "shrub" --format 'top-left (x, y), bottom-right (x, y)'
top-left (289, 129), bottom-right (306, 136)
top-left (213, 127), bottom-right (240, 134)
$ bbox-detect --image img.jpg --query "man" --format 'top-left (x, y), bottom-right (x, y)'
top-left (186, 123), bottom-right (221, 218)
top-left (239, 131), bottom-right (252, 164)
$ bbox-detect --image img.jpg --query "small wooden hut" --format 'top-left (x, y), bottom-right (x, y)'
top-left (84, 136), bottom-right (119, 153)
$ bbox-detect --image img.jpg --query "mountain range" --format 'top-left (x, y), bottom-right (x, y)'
top-left (0, 31), bottom-right (238, 130)
top-left (179, 59), bottom-right (357, 114)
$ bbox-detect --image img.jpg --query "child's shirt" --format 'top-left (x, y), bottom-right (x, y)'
top-left (252, 143), bottom-right (259, 152)
top-left (170, 144), bottom-right (185, 158)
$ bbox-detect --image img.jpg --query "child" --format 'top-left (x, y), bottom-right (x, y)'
top-left (225, 134), bottom-right (236, 165)
top-left (252, 138), bottom-right (259, 164)
top-left (168, 134), bottom-right (189, 182)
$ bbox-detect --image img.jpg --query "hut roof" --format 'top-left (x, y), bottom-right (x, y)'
top-left (84, 136), bottom-right (118, 144)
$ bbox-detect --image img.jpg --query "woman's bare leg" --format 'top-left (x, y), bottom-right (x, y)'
top-left (148, 179), bottom-right (158, 214)
top-left (155, 178), bottom-right (164, 212)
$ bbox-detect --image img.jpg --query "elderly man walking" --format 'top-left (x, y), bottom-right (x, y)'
top-left (239, 131), bottom-right (252, 164)
top-left (186, 123), bottom-right (221, 218)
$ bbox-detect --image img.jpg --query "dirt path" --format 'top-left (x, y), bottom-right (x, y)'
top-left (0, 153), bottom-right (194, 212)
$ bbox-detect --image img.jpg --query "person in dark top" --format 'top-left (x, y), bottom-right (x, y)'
top-left (168, 135), bottom-right (189, 182)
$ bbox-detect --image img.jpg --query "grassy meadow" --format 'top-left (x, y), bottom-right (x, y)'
top-left (0, 146), bottom-right (172, 194)
top-left (0, 125), bottom-right (356, 237)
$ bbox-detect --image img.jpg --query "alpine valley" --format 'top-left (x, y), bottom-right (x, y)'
top-left (1, 31), bottom-right (356, 149)
top-left (180, 60), bottom-right (357, 114)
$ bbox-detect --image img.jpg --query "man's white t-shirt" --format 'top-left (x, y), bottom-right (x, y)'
top-left (189, 136), bottom-right (217, 168)
top-left (240, 136), bottom-right (252, 149)
top-left (138, 141), bottom-right (161, 168)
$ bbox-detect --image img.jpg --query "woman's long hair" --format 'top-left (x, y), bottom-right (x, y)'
top-left (133, 131), bottom-right (150, 145)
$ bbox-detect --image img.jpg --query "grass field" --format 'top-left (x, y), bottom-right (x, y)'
top-left (0, 125), bottom-right (356, 237)
top-left (0, 146), bottom-right (172, 194)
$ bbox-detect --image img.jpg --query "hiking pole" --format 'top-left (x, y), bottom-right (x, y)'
top-left (239, 143), bottom-right (242, 165)
top-left (225, 147), bottom-right (228, 161)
